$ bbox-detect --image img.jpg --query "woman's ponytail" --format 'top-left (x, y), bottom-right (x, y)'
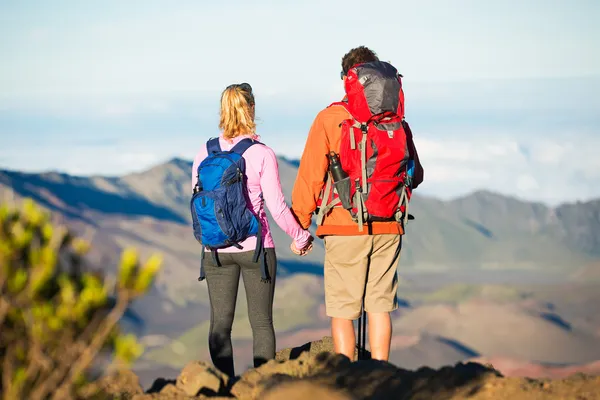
top-left (219, 83), bottom-right (256, 140)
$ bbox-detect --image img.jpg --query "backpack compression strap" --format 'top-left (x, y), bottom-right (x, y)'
top-left (315, 175), bottom-right (341, 226)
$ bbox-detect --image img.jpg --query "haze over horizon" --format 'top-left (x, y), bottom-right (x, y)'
top-left (1, 0), bottom-right (599, 205)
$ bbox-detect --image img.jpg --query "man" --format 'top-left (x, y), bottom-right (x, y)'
top-left (291, 46), bottom-right (423, 361)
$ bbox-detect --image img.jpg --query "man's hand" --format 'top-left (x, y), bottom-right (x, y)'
top-left (291, 236), bottom-right (314, 256)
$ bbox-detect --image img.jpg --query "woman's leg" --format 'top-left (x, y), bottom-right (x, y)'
top-left (204, 252), bottom-right (241, 376)
top-left (239, 248), bottom-right (277, 368)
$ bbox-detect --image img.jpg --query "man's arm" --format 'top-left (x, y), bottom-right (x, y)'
top-left (291, 111), bottom-right (330, 229)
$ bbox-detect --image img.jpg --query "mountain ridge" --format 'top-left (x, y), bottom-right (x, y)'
top-left (1, 156), bottom-right (599, 271)
top-left (3, 155), bottom-right (598, 208)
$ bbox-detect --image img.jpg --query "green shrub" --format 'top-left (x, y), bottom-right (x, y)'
top-left (0, 199), bottom-right (162, 400)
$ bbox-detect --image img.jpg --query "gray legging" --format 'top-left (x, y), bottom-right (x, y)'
top-left (203, 248), bottom-right (277, 376)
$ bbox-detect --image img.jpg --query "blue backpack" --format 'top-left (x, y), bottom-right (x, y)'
top-left (190, 137), bottom-right (266, 282)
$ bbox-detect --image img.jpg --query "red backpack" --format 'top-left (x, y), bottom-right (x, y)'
top-left (316, 60), bottom-right (423, 232)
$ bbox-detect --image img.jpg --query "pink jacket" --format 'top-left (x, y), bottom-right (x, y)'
top-left (191, 134), bottom-right (312, 253)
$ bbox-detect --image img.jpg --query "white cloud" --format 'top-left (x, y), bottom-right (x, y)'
top-left (0, 139), bottom-right (194, 177)
top-left (416, 138), bottom-right (524, 164)
top-left (413, 131), bottom-right (600, 205)
top-left (516, 174), bottom-right (540, 192)
top-left (420, 164), bottom-right (492, 183)
top-left (530, 142), bottom-right (570, 165)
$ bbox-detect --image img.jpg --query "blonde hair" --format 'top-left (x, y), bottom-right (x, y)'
top-left (219, 83), bottom-right (256, 140)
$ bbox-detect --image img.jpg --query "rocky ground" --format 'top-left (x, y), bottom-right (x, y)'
top-left (98, 336), bottom-right (600, 400)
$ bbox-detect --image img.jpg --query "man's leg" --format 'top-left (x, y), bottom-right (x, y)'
top-left (323, 235), bottom-right (372, 361)
top-left (366, 311), bottom-right (392, 361)
top-left (364, 234), bottom-right (402, 361)
top-left (331, 317), bottom-right (356, 359)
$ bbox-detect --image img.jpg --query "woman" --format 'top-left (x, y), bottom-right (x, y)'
top-left (191, 82), bottom-right (313, 376)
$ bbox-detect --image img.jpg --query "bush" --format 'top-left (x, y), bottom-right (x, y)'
top-left (0, 199), bottom-right (162, 400)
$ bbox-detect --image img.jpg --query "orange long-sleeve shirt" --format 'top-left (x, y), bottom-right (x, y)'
top-left (291, 103), bottom-right (405, 238)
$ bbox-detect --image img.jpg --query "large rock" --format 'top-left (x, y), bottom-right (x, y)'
top-left (231, 351), bottom-right (316, 399)
top-left (175, 360), bottom-right (230, 396)
top-left (275, 336), bottom-right (370, 362)
top-left (111, 336), bottom-right (600, 399)
top-left (132, 361), bottom-right (230, 399)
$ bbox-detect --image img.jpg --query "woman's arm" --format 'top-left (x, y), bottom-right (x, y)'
top-left (259, 147), bottom-right (312, 249)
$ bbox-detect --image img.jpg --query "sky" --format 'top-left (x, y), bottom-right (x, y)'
top-left (1, 0), bottom-right (599, 205)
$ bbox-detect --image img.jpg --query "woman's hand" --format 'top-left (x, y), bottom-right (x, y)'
top-left (291, 236), bottom-right (314, 256)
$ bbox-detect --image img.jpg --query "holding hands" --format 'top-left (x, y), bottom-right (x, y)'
top-left (291, 235), bottom-right (314, 256)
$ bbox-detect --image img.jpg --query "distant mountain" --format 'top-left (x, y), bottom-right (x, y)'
top-left (1, 157), bottom-right (599, 273)
top-left (402, 189), bottom-right (600, 270)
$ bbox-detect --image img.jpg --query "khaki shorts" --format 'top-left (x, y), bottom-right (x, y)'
top-left (323, 234), bottom-right (401, 319)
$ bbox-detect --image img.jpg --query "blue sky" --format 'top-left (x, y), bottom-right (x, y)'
top-left (1, 0), bottom-right (599, 205)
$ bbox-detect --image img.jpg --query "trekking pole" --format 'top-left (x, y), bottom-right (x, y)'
top-left (357, 294), bottom-right (367, 360)
top-left (361, 306), bottom-right (366, 359)
top-left (356, 303), bottom-right (367, 360)
top-left (357, 254), bottom-right (370, 361)
top-left (357, 307), bottom-right (362, 360)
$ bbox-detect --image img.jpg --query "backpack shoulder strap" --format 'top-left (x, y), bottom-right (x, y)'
top-left (206, 137), bottom-right (221, 154)
top-left (230, 138), bottom-right (262, 156)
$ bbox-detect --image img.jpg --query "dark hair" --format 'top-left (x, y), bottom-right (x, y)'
top-left (341, 46), bottom-right (379, 77)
